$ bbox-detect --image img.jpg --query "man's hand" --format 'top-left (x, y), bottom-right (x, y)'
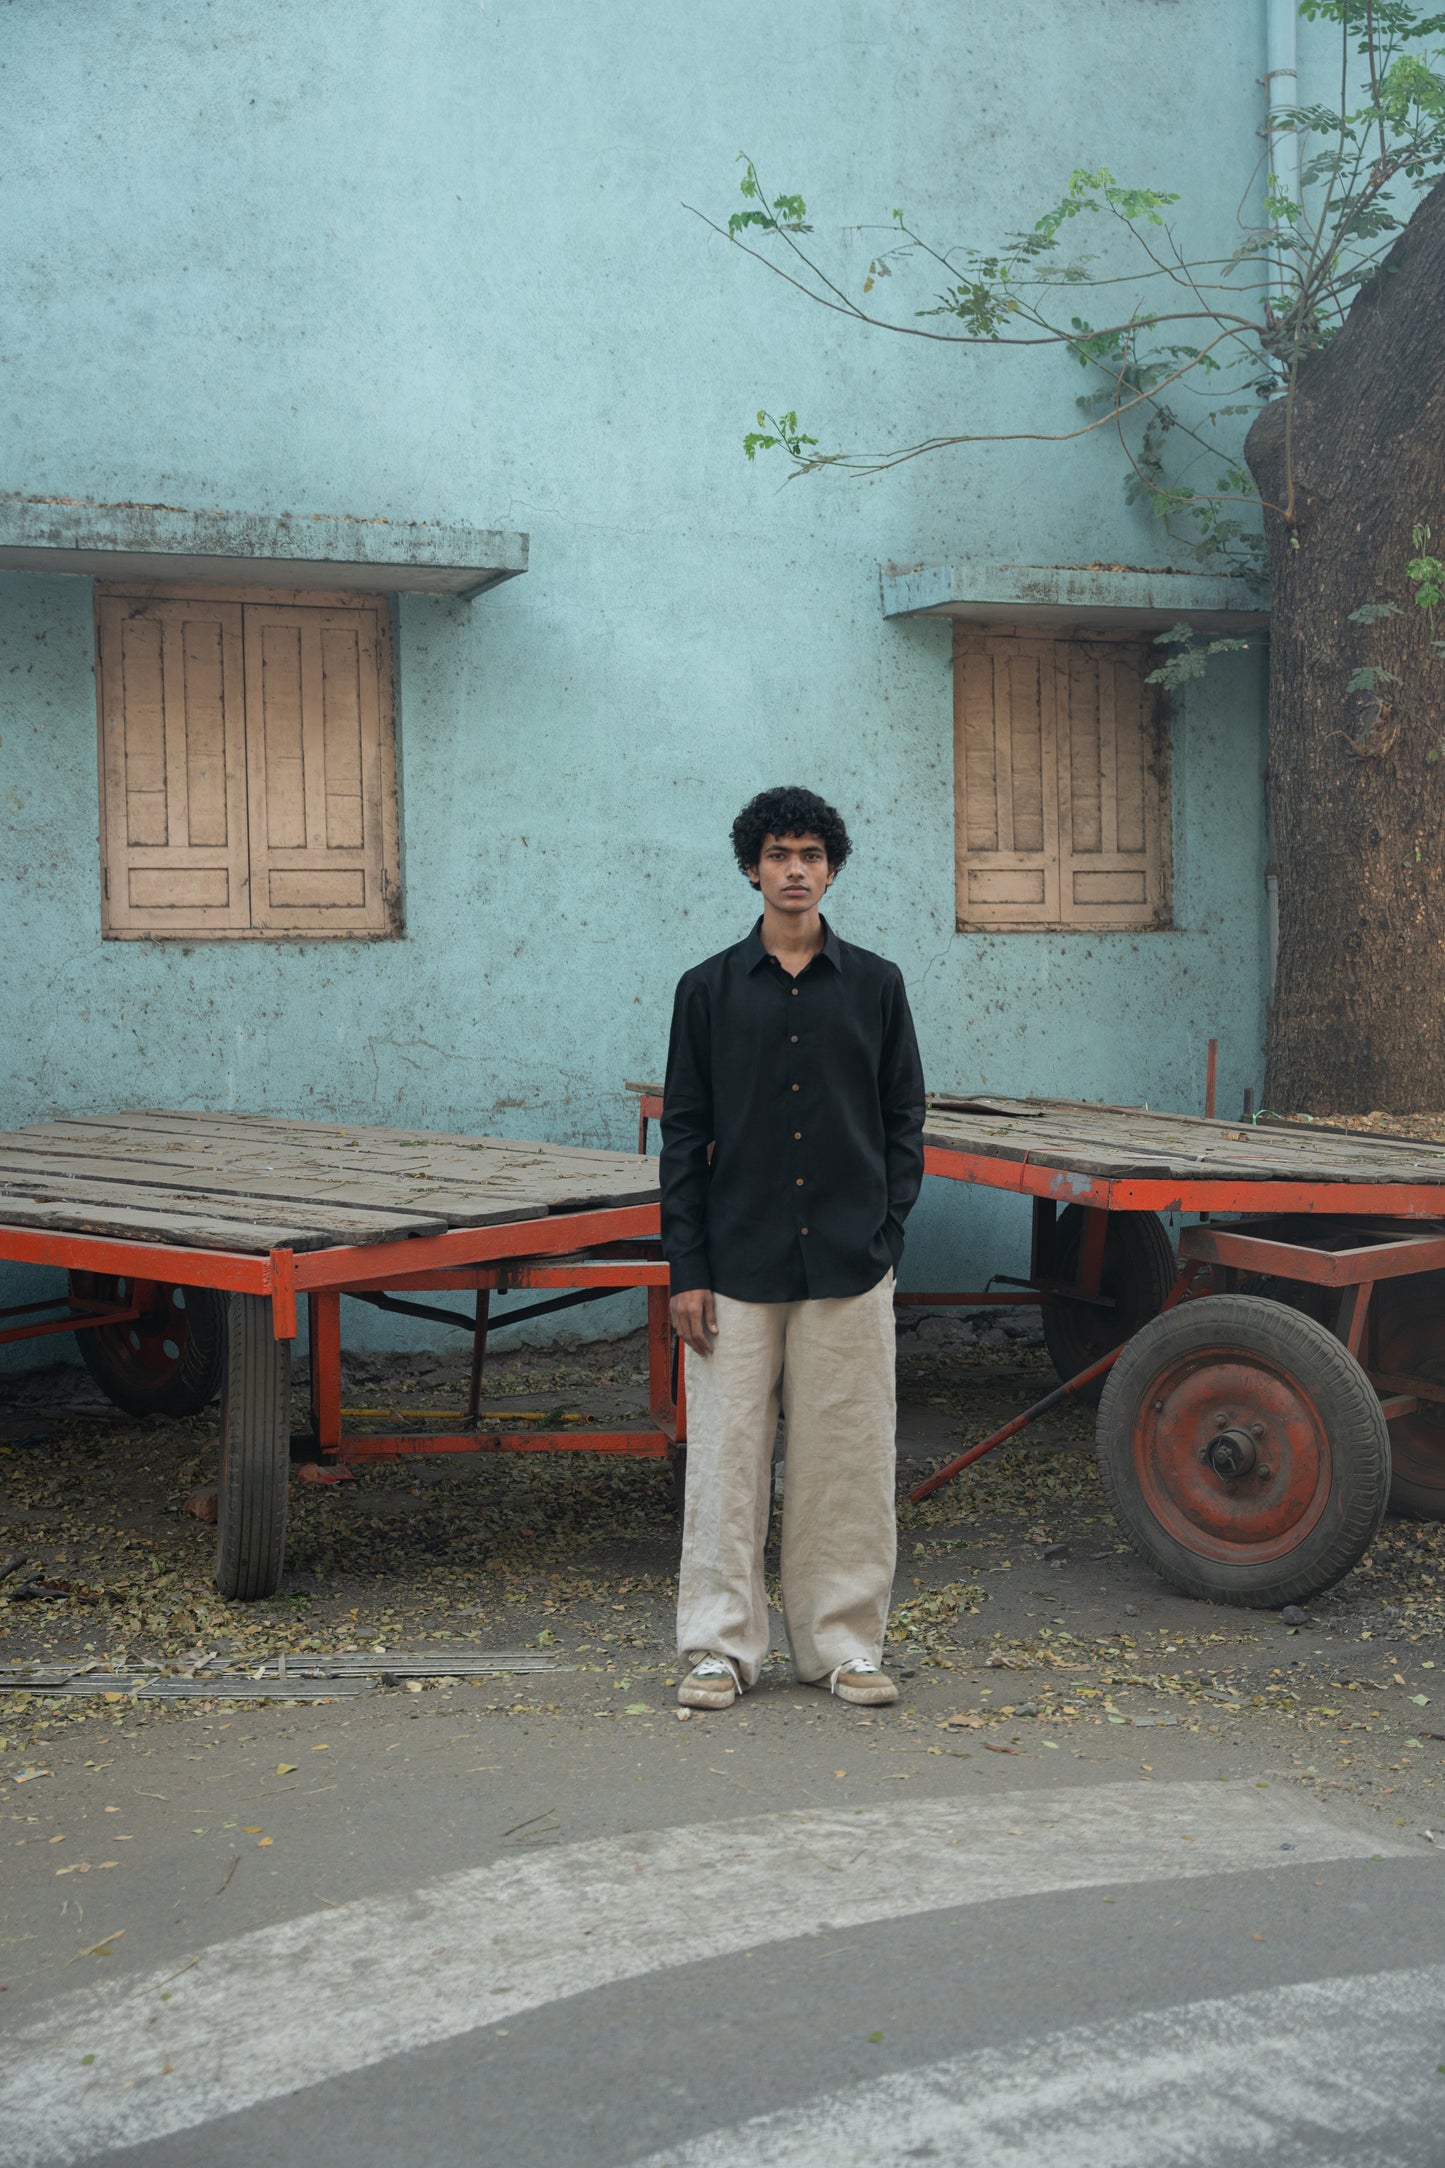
top-left (670, 1289), bottom-right (718, 1358)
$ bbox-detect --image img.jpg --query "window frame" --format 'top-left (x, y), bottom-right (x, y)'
top-left (94, 581), bottom-right (401, 943)
top-left (952, 622), bottom-right (1173, 935)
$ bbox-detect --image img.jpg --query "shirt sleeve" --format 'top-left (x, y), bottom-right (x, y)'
top-left (880, 968), bottom-right (926, 1239)
top-left (659, 970), bottom-right (714, 1295)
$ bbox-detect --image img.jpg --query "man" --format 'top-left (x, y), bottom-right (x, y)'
top-left (660, 785), bottom-right (926, 1712)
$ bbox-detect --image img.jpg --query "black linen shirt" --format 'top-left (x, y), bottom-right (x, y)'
top-left (660, 917), bottom-right (927, 1303)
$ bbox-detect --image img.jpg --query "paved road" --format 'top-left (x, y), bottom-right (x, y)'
top-left (4, 1728), bottom-right (1441, 2166)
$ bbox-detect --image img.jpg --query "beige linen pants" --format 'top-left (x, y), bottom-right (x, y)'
top-left (676, 1272), bottom-right (897, 1688)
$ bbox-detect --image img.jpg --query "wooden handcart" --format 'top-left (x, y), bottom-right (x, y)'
top-left (906, 1096), bottom-right (1445, 1607)
top-left (0, 1111), bottom-right (675, 1600)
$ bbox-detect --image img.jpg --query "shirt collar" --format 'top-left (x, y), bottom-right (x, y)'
top-left (742, 916), bottom-right (842, 973)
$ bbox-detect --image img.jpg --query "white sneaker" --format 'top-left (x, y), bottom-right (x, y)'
top-left (678, 1653), bottom-right (741, 1709)
top-left (828, 1658), bottom-right (899, 1706)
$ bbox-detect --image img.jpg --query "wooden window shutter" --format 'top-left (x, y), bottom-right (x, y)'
top-left (97, 595), bottom-right (251, 935)
top-left (954, 625), bottom-right (1171, 931)
top-left (243, 601), bottom-right (398, 936)
top-left (1056, 640), bottom-right (1170, 927)
top-left (953, 632), bottom-right (1060, 927)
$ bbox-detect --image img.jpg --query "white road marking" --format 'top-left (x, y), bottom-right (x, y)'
top-left (635, 1962), bottom-right (1445, 2167)
top-left (0, 1782), bottom-right (1412, 2168)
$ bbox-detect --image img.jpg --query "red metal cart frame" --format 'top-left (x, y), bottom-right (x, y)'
top-left (0, 1197), bottom-right (682, 1598)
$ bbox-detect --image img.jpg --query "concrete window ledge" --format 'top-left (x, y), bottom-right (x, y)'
top-left (0, 493), bottom-right (527, 600)
top-left (879, 559), bottom-right (1267, 635)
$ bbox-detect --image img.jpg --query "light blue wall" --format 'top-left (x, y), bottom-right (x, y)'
top-left (1, 0), bottom-right (1280, 1361)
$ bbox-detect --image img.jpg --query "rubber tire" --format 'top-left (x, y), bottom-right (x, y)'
top-left (1040, 1207), bottom-right (1177, 1405)
top-left (72, 1276), bottom-right (227, 1418)
top-left (214, 1293), bottom-right (291, 1601)
top-left (1096, 1294), bottom-right (1390, 1608)
top-left (1372, 1273), bottom-right (1445, 1521)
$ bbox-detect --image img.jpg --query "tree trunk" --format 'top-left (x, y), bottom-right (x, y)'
top-left (1246, 177), bottom-right (1445, 1113)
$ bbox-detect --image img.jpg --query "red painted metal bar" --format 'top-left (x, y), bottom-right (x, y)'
top-left (907, 1345), bottom-right (1124, 1504)
top-left (289, 1203), bottom-right (659, 1292)
top-left (0, 1295), bottom-right (135, 1323)
top-left (0, 1297), bottom-right (141, 1348)
top-left (334, 1429), bottom-right (670, 1462)
top-left (339, 1259), bottom-right (671, 1296)
top-left (1179, 1223), bottom-right (1445, 1286)
top-left (1077, 1206), bottom-right (1109, 1295)
top-left (0, 1224), bottom-right (272, 1292)
top-left (1372, 1366), bottom-right (1445, 1407)
top-left (269, 1248), bottom-right (298, 1341)
top-left (907, 1262), bottom-right (1205, 1505)
top-left (299, 1228), bottom-right (682, 1471)
top-left (922, 1143), bottom-right (1445, 1220)
top-left (1337, 1281), bottom-right (1373, 1359)
top-left (310, 1291), bottom-right (343, 1449)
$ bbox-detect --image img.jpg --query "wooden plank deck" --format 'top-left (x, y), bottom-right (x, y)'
top-left (922, 1097), bottom-right (1445, 1186)
top-left (0, 1113), bottom-right (658, 1255)
top-left (627, 1078), bottom-right (1445, 1187)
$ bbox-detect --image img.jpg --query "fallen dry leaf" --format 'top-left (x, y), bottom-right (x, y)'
top-left (71, 1931), bottom-right (126, 1962)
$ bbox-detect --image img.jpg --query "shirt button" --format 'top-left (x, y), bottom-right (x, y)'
top-left (801, 1226), bottom-right (809, 1235)
top-left (790, 1034), bottom-right (798, 1044)
top-left (793, 1131), bottom-right (802, 1140)
top-left (795, 1177), bottom-right (804, 1187)
top-left (791, 988), bottom-right (799, 996)
top-left (791, 1083), bottom-right (800, 1092)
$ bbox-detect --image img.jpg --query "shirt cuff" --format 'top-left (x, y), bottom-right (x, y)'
top-left (668, 1251), bottom-right (712, 1296)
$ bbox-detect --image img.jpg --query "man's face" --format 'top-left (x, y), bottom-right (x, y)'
top-left (748, 830), bottom-right (835, 914)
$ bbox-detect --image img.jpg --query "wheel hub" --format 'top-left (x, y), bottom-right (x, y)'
top-left (1206, 1426), bottom-right (1259, 1478)
top-left (1133, 1349), bottom-right (1332, 1564)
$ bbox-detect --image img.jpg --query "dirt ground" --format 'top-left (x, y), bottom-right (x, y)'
top-left (3, 1312), bottom-right (1444, 1832)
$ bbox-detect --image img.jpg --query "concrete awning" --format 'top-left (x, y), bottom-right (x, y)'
top-left (0, 495), bottom-right (527, 600)
top-left (880, 559), bottom-right (1267, 634)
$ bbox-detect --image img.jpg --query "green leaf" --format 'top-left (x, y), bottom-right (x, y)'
top-left (1345, 665), bottom-right (1401, 694)
top-left (1146, 628), bottom-right (1252, 688)
top-left (1349, 602), bottom-right (1401, 622)
top-left (743, 409), bottom-right (818, 464)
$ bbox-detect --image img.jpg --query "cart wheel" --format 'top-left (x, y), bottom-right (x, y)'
top-left (70, 1272), bottom-right (226, 1418)
top-left (1372, 1273), bottom-right (1445, 1520)
top-left (1040, 1208), bottom-right (1176, 1405)
top-left (215, 1294), bottom-right (291, 1602)
top-left (1096, 1294), bottom-right (1389, 1607)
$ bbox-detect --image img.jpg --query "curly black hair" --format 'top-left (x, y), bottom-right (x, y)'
top-left (731, 787), bottom-right (852, 885)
